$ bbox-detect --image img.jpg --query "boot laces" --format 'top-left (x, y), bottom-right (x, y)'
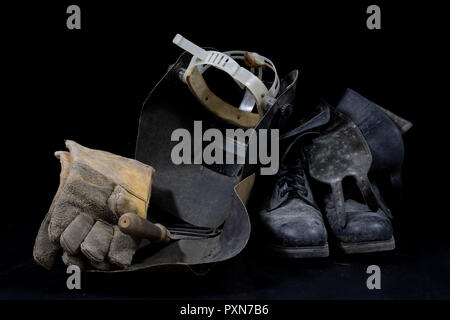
top-left (276, 163), bottom-right (308, 199)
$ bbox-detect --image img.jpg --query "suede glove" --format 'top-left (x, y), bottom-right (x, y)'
top-left (33, 140), bottom-right (155, 270)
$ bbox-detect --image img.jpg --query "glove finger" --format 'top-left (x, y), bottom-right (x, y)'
top-left (60, 213), bottom-right (95, 255)
top-left (48, 204), bottom-right (79, 243)
top-left (33, 151), bottom-right (73, 269)
top-left (33, 214), bottom-right (60, 269)
top-left (80, 220), bottom-right (114, 263)
top-left (108, 225), bottom-right (141, 268)
top-left (49, 159), bottom-right (119, 243)
top-left (62, 251), bottom-right (86, 270)
top-left (107, 185), bottom-right (138, 217)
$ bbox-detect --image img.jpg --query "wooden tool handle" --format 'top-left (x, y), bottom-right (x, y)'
top-left (118, 213), bottom-right (171, 243)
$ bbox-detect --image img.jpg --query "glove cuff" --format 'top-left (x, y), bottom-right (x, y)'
top-left (66, 140), bottom-right (155, 219)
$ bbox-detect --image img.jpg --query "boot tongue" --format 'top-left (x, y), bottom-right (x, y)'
top-left (266, 101), bottom-right (333, 212)
top-left (267, 158), bottom-right (307, 211)
top-left (267, 103), bottom-right (333, 212)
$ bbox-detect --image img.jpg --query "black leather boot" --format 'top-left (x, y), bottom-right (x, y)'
top-left (306, 105), bottom-right (395, 254)
top-left (257, 103), bottom-right (331, 258)
top-left (322, 182), bottom-right (394, 254)
top-left (336, 88), bottom-right (412, 193)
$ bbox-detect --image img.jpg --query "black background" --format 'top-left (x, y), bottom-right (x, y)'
top-left (2, 0), bottom-right (449, 302)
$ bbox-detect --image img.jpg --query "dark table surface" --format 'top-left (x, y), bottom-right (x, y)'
top-left (2, 220), bottom-right (449, 300)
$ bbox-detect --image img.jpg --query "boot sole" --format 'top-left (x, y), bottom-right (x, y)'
top-left (268, 243), bottom-right (329, 258)
top-left (338, 236), bottom-right (395, 254)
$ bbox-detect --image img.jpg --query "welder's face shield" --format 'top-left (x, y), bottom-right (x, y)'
top-left (119, 35), bottom-right (296, 273)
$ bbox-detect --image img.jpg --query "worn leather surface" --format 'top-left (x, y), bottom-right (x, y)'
top-left (33, 141), bottom-right (155, 270)
top-left (260, 198), bottom-right (327, 247)
top-left (137, 52), bottom-right (247, 228)
top-left (324, 197), bottom-right (393, 243)
top-left (256, 101), bottom-right (331, 249)
top-left (307, 109), bottom-right (381, 227)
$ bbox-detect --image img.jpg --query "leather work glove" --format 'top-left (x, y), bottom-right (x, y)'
top-left (33, 140), bottom-right (155, 270)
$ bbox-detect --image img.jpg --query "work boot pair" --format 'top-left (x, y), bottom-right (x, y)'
top-left (257, 89), bottom-right (412, 257)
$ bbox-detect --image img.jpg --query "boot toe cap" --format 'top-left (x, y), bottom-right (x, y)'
top-left (261, 199), bottom-right (327, 247)
top-left (335, 211), bottom-right (393, 243)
